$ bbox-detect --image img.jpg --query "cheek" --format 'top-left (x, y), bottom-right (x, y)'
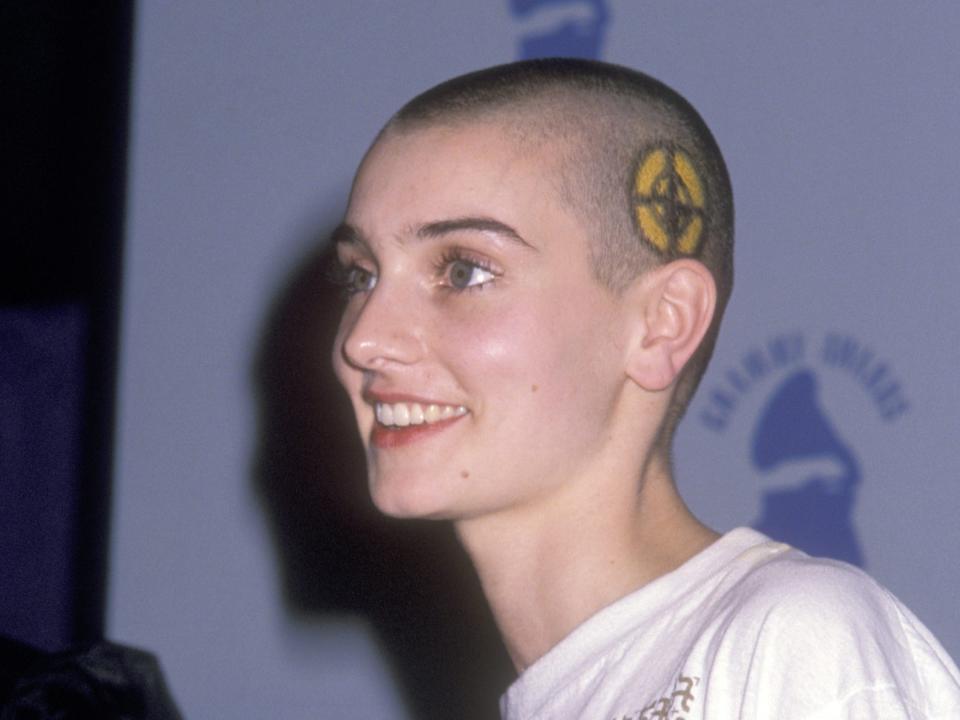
top-left (443, 297), bottom-right (617, 422)
top-left (442, 302), bottom-right (544, 382)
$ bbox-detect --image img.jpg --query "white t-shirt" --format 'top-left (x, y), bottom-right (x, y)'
top-left (500, 528), bottom-right (960, 719)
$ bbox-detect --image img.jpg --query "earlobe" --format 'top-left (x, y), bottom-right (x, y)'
top-left (625, 260), bottom-right (717, 391)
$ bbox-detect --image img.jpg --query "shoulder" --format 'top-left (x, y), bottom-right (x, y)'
top-left (724, 547), bottom-right (936, 664)
top-left (735, 550), bottom-right (897, 629)
top-left (709, 550), bottom-right (903, 669)
top-left (704, 545), bottom-right (960, 718)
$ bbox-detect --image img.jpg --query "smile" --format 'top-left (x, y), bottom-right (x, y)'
top-left (375, 402), bottom-right (468, 427)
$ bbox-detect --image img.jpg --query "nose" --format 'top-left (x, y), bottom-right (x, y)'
top-left (338, 282), bottom-right (425, 372)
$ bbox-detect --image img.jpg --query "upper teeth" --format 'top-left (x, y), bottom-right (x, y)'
top-left (375, 402), bottom-right (468, 427)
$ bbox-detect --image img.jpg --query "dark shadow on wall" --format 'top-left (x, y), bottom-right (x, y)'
top-left (251, 236), bottom-right (514, 720)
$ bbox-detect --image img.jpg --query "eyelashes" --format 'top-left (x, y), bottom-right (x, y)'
top-left (433, 247), bottom-right (501, 292)
top-left (332, 246), bottom-right (502, 297)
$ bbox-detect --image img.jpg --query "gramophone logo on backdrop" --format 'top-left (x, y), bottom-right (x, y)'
top-left (510, 0), bottom-right (609, 59)
top-left (699, 332), bottom-right (909, 568)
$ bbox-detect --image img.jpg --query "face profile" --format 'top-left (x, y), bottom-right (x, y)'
top-left (332, 120), bottom-right (632, 525)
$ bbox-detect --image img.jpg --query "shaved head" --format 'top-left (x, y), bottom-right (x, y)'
top-left (375, 59), bottom-right (733, 446)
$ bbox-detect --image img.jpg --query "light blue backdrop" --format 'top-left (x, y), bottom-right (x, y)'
top-left (110, 3), bottom-right (960, 717)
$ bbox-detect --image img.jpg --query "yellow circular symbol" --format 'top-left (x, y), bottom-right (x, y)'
top-left (633, 146), bottom-right (707, 255)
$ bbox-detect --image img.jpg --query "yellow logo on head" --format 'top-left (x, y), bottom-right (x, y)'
top-left (633, 146), bottom-right (707, 256)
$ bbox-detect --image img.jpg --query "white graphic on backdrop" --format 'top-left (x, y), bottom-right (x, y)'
top-left (510, 0), bottom-right (609, 60)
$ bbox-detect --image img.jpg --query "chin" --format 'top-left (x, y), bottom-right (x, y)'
top-left (368, 472), bottom-right (460, 520)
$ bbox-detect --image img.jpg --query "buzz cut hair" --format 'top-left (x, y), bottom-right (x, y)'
top-left (382, 58), bottom-right (734, 450)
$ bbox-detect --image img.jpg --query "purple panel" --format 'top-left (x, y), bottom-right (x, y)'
top-left (0, 305), bottom-right (86, 651)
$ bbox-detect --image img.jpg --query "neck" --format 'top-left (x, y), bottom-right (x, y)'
top-left (454, 452), bottom-right (718, 672)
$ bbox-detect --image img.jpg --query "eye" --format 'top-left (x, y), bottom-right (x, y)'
top-left (344, 265), bottom-right (377, 294)
top-left (447, 259), bottom-right (494, 289)
top-left (442, 256), bottom-right (498, 291)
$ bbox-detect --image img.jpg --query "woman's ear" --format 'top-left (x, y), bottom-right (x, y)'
top-left (624, 259), bottom-right (717, 391)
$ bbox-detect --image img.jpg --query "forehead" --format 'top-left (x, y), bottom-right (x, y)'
top-left (346, 121), bottom-right (573, 240)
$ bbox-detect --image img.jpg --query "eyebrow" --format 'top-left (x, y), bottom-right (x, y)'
top-left (417, 217), bottom-right (537, 250)
top-left (330, 223), bottom-right (363, 247)
top-left (331, 217), bottom-right (537, 251)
